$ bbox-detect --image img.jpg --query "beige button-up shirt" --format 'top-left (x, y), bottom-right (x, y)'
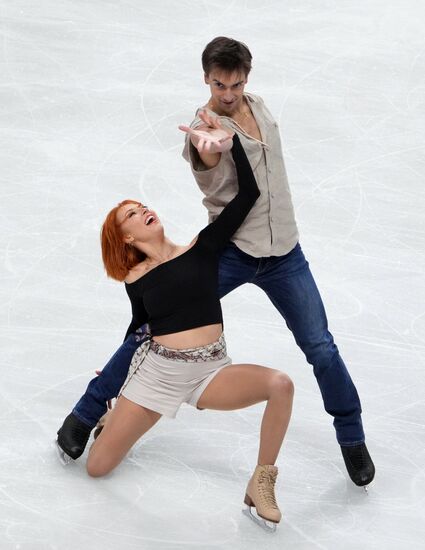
top-left (182, 93), bottom-right (299, 258)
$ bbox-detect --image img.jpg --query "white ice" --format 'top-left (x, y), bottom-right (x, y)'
top-left (1, 1), bottom-right (425, 549)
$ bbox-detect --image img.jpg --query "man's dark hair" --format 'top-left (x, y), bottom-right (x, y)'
top-left (202, 36), bottom-right (252, 76)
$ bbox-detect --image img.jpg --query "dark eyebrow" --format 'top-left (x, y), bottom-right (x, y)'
top-left (212, 79), bottom-right (244, 87)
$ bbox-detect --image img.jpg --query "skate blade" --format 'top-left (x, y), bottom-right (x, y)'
top-left (54, 440), bottom-right (73, 466)
top-left (242, 506), bottom-right (277, 533)
top-left (360, 479), bottom-right (374, 494)
top-left (363, 484), bottom-right (370, 494)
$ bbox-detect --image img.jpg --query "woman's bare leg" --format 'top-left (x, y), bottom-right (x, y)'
top-left (86, 396), bottom-right (161, 477)
top-left (197, 364), bottom-right (293, 465)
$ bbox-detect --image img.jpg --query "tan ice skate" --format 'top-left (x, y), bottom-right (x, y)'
top-left (93, 411), bottom-right (110, 439)
top-left (243, 464), bottom-right (281, 532)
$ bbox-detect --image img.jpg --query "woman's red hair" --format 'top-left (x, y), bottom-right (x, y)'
top-left (101, 200), bottom-right (146, 281)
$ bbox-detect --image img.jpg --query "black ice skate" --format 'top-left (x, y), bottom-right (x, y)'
top-left (340, 442), bottom-right (375, 491)
top-left (56, 413), bottom-right (92, 465)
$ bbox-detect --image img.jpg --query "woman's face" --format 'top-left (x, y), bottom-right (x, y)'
top-left (116, 202), bottom-right (162, 242)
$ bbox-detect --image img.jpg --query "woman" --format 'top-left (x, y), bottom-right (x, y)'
top-left (71, 121), bottom-right (293, 530)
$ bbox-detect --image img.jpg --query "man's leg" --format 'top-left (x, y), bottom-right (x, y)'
top-left (57, 326), bottom-right (149, 461)
top-left (72, 331), bottom-right (146, 427)
top-left (218, 243), bottom-right (257, 297)
top-left (254, 243), bottom-right (374, 485)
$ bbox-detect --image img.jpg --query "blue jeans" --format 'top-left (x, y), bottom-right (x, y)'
top-left (73, 242), bottom-right (364, 445)
top-left (72, 327), bottom-right (149, 427)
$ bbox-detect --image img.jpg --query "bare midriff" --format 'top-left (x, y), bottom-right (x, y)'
top-left (152, 323), bottom-right (223, 350)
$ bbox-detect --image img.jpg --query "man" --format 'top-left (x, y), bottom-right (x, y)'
top-left (57, 37), bottom-right (374, 488)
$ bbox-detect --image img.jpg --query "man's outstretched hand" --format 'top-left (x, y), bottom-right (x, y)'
top-left (179, 110), bottom-right (234, 154)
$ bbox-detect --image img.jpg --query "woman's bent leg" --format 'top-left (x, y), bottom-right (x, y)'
top-left (197, 364), bottom-right (293, 525)
top-left (56, 332), bottom-right (146, 462)
top-left (86, 396), bottom-right (161, 478)
top-left (196, 364), bottom-right (294, 465)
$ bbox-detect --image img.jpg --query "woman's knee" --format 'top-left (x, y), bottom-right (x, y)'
top-left (270, 371), bottom-right (294, 399)
top-left (86, 453), bottom-right (115, 478)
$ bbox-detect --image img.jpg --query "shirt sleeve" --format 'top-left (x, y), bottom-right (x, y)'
top-left (197, 133), bottom-right (260, 253)
top-left (123, 284), bottom-right (149, 342)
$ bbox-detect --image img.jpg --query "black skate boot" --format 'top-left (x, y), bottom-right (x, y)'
top-left (56, 413), bottom-right (92, 464)
top-left (340, 442), bottom-right (375, 488)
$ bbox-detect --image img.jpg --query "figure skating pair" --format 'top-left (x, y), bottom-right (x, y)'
top-left (57, 36), bottom-right (375, 532)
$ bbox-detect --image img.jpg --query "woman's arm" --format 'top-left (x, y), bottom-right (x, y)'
top-left (196, 133), bottom-right (260, 252)
top-left (123, 285), bottom-right (149, 342)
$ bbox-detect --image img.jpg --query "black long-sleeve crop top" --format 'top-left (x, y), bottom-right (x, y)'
top-left (124, 134), bottom-right (260, 341)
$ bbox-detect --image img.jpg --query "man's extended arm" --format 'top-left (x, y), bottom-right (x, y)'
top-left (179, 111), bottom-right (232, 168)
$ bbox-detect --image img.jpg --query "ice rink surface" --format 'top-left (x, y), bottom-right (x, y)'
top-left (1, 1), bottom-right (425, 548)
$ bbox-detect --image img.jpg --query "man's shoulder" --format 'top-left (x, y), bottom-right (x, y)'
top-left (244, 92), bottom-right (264, 104)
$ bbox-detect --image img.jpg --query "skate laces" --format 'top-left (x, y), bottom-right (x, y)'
top-left (61, 416), bottom-right (91, 442)
top-left (347, 445), bottom-right (369, 469)
top-left (258, 470), bottom-right (278, 509)
top-left (71, 423), bottom-right (90, 441)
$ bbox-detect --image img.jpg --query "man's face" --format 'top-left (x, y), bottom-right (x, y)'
top-left (204, 69), bottom-right (248, 116)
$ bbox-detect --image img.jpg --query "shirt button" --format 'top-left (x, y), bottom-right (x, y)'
top-left (270, 217), bottom-right (274, 222)
top-left (268, 168), bottom-right (272, 174)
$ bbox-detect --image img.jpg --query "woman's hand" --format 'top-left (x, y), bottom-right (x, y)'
top-left (179, 111), bottom-right (234, 154)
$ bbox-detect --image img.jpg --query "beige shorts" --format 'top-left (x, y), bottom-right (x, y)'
top-left (120, 334), bottom-right (231, 418)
